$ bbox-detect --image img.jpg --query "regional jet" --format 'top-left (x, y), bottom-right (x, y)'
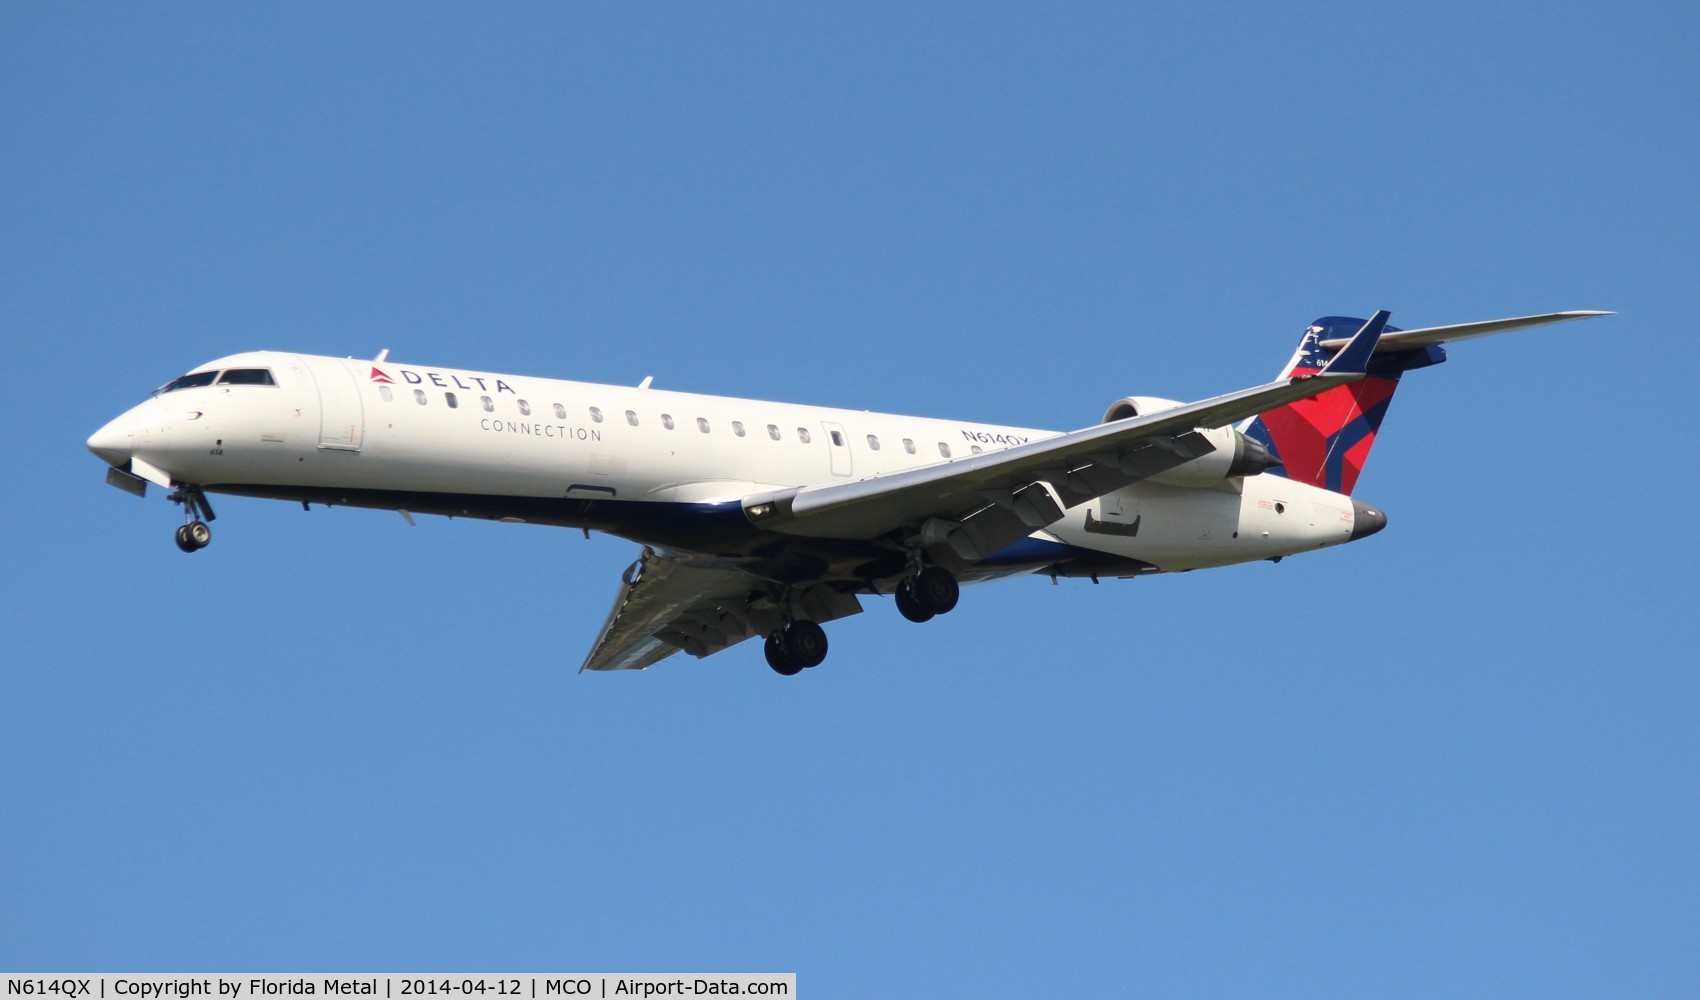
top-left (87, 310), bottom-right (1608, 674)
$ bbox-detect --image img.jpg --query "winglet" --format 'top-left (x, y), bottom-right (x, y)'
top-left (1315, 310), bottom-right (1389, 377)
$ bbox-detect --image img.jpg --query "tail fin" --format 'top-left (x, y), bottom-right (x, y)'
top-left (1241, 315), bottom-right (1445, 495)
top-left (1242, 309), bottom-right (1611, 494)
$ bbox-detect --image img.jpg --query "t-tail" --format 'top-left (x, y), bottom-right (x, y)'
top-left (1241, 310), bottom-right (1613, 495)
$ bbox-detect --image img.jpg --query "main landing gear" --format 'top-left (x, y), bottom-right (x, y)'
top-left (168, 485), bottom-right (216, 553)
top-left (764, 620), bottom-right (828, 676)
top-left (761, 565), bottom-right (958, 675)
top-left (894, 566), bottom-right (959, 624)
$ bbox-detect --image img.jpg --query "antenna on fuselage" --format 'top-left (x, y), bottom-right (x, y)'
top-left (637, 376), bottom-right (654, 389)
top-left (375, 349), bottom-right (390, 362)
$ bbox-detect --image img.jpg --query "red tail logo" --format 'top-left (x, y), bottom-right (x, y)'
top-left (1243, 316), bottom-right (1446, 496)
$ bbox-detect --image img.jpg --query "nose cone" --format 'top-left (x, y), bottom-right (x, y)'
top-left (1349, 499), bottom-right (1388, 541)
top-left (87, 417), bottom-right (132, 466)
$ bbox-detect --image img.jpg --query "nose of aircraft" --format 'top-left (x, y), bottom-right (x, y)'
top-left (87, 416), bottom-right (132, 466)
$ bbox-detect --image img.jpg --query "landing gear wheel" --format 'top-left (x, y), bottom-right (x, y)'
top-left (912, 566), bottom-right (959, 615)
top-left (895, 583), bottom-right (935, 623)
top-left (169, 486), bottom-right (215, 552)
top-left (765, 633), bottom-right (804, 676)
top-left (175, 521), bottom-right (210, 552)
top-left (782, 620), bottom-right (829, 668)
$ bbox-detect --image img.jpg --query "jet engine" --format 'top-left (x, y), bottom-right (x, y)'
top-left (1100, 396), bottom-right (1280, 485)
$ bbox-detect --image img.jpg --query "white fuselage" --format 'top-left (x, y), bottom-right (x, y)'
top-left (89, 351), bottom-right (1364, 580)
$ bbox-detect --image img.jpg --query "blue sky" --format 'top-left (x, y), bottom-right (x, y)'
top-left (3, 2), bottom-right (1695, 995)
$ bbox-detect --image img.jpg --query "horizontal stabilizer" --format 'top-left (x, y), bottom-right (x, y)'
top-left (1318, 310), bottom-right (1612, 353)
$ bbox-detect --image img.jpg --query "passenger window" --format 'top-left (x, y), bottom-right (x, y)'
top-left (518, 399), bottom-right (531, 416)
top-left (589, 406), bottom-right (604, 423)
top-left (971, 445), bottom-right (983, 454)
top-left (662, 413), bottom-right (675, 430)
top-left (697, 417), bottom-right (711, 433)
top-left (554, 403), bottom-right (567, 420)
top-left (217, 368), bottom-right (275, 386)
top-left (379, 385), bottom-right (393, 403)
top-left (830, 431), bottom-right (844, 447)
top-left (732, 421), bottom-right (746, 437)
top-left (414, 389), bottom-right (427, 405)
top-left (939, 443), bottom-right (951, 458)
top-left (445, 392), bottom-right (458, 408)
top-left (481, 396), bottom-right (493, 412)
top-left (903, 438), bottom-right (916, 454)
top-left (866, 434), bottom-right (880, 450)
top-left (767, 424), bottom-right (780, 441)
top-left (626, 410), bottom-right (639, 426)
top-left (797, 427), bottom-right (812, 444)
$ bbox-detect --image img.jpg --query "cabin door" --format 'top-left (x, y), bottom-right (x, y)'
top-left (305, 357), bottom-right (365, 452)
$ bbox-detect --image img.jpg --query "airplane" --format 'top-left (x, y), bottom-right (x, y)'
top-left (87, 309), bottom-right (1609, 675)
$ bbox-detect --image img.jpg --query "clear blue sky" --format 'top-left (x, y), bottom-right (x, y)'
top-left (4, 2), bottom-right (1695, 995)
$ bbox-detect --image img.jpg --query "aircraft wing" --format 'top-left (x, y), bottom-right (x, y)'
top-left (742, 313), bottom-right (1390, 559)
top-left (581, 548), bottom-right (768, 671)
top-left (580, 548), bottom-right (864, 671)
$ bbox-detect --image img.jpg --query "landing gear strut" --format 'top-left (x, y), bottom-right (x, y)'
top-left (169, 485), bottom-right (215, 553)
top-left (765, 620), bottom-right (828, 675)
top-left (896, 566), bottom-right (959, 622)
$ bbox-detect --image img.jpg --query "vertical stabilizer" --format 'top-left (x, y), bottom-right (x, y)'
top-left (1241, 315), bottom-right (1445, 495)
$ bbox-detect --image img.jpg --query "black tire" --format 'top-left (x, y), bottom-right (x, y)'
top-left (765, 633), bottom-right (804, 676)
top-left (186, 521), bottom-right (212, 549)
top-left (175, 525), bottom-right (198, 553)
top-left (914, 566), bottom-right (959, 615)
top-left (783, 620), bottom-right (829, 668)
top-left (895, 583), bottom-right (935, 623)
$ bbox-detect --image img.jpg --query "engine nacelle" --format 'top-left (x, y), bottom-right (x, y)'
top-left (1101, 395), bottom-right (1183, 423)
top-left (1100, 396), bottom-right (1280, 485)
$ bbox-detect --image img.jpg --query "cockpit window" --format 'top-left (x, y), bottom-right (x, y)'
top-left (159, 371), bottom-right (218, 393)
top-left (216, 368), bottom-right (276, 386)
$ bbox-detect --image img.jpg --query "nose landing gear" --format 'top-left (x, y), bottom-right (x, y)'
top-left (174, 521), bottom-right (212, 553)
top-left (168, 486), bottom-right (216, 553)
